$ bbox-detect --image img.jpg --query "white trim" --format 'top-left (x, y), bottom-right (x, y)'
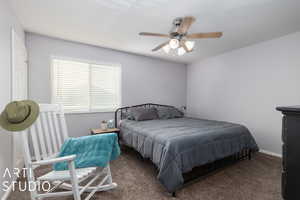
top-left (1, 151), bottom-right (25, 200)
top-left (50, 55), bottom-right (121, 68)
top-left (65, 110), bottom-right (115, 115)
top-left (259, 149), bottom-right (282, 158)
top-left (10, 28), bottom-right (27, 178)
top-left (1, 182), bottom-right (13, 200)
top-left (11, 28), bottom-right (28, 100)
top-left (10, 28), bottom-right (14, 101)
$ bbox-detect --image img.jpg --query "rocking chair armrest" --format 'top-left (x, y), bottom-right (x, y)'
top-left (31, 155), bottom-right (76, 166)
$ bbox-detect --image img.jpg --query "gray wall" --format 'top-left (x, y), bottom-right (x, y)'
top-left (26, 33), bottom-right (187, 137)
top-left (187, 31), bottom-right (300, 155)
top-left (0, 0), bottom-right (24, 197)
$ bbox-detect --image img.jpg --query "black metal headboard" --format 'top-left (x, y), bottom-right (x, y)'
top-left (114, 103), bottom-right (177, 128)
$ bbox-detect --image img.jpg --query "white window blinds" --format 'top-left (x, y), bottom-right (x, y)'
top-left (52, 59), bottom-right (121, 113)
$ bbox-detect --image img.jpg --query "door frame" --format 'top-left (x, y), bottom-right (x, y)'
top-left (10, 28), bottom-right (28, 170)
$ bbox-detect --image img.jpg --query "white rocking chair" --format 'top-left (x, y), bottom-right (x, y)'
top-left (19, 104), bottom-right (117, 200)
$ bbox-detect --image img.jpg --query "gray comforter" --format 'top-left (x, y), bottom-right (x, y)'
top-left (120, 117), bottom-right (258, 192)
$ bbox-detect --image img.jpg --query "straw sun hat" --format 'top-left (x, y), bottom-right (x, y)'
top-left (0, 100), bottom-right (39, 132)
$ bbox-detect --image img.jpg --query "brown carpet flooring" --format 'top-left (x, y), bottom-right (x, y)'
top-left (8, 148), bottom-right (282, 200)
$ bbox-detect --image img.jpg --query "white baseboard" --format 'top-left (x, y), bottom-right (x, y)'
top-left (1, 182), bottom-right (13, 200)
top-left (1, 160), bottom-right (24, 200)
top-left (259, 149), bottom-right (282, 158)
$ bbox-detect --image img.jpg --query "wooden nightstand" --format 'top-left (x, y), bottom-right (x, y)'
top-left (90, 128), bottom-right (120, 143)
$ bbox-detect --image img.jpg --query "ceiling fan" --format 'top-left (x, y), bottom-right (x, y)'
top-left (139, 16), bottom-right (222, 56)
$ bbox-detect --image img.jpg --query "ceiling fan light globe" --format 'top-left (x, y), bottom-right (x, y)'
top-left (185, 41), bottom-right (195, 51)
top-left (162, 44), bottom-right (171, 53)
top-left (169, 39), bottom-right (180, 49)
top-left (178, 47), bottom-right (186, 56)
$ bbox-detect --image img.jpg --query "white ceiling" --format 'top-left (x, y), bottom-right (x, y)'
top-left (10, 0), bottom-right (300, 64)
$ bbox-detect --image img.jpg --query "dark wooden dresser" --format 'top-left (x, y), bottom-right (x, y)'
top-left (276, 106), bottom-right (300, 200)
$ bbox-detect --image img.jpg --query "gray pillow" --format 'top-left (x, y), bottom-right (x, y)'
top-left (122, 110), bottom-right (135, 120)
top-left (157, 107), bottom-right (183, 119)
top-left (130, 107), bottom-right (159, 121)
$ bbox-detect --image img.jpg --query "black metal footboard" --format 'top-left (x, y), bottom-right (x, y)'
top-left (171, 148), bottom-right (252, 197)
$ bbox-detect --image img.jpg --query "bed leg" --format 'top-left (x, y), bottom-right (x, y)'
top-left (248, 149), bottom-right (252, 160)
top-left (172, 192), bottom-right (176, 197)
top-left (137, 153), bottom-right (145, 161)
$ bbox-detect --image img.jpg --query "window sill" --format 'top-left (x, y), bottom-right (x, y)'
top-left (65, 110), bottom-right (116, 115)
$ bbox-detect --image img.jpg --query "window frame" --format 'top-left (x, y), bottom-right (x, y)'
top-left (50, 56), bottom-right (122, 114)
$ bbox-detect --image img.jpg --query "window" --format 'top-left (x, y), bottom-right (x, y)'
top-left (52, 58), bottom-right (121, 113)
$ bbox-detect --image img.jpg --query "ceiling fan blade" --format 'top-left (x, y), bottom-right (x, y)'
top-left (152, 41), bottom-right (169, 52)
top-left (186, 32), bottom-right (223, 39)
top-left (177, 16), bottom-right (196, 34)
top-left (139, 32), bottom-right (170, 38)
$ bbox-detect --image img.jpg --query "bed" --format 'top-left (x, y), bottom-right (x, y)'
top-left (115, 103), bottom-right (258, 195)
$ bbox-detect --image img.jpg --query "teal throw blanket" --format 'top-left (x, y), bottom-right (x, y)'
top-left (53, 133), bottom-right (120, 171)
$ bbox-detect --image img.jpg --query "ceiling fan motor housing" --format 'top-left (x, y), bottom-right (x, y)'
top-left (170, 17), bottom-right (184, 38)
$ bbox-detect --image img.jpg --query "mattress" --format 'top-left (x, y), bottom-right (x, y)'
top-left (120, 117), bottom-right (258, 192)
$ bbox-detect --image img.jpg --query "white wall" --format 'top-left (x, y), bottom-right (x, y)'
top-left (187, 31), bottom-right (300, 155)
top-left (26, 33), bottom-right (187, 137)
top-left (0, 0), bottom-right (24, 198)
